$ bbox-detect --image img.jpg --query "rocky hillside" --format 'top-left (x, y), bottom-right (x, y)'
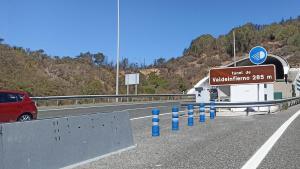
top-left (0, 46), bottom-right (116, 96)
top-left (0, 17), bottom-right (299, 96)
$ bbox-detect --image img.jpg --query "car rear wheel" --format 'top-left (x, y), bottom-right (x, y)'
top-left (17, 114), bottom-right (32, 122)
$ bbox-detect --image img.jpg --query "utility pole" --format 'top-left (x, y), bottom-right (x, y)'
top-left (115, 0), bottom-right (120, 102)
top-left (233, 31), bottom-right (236, 67)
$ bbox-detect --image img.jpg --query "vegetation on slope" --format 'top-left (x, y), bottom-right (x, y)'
top-left (157, 17), bottom-right (300, 92)
top-left (0, 17), bottom-right (299, 96)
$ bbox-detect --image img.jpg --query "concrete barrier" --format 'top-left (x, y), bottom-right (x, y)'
top-left (0, 111), bottom-right (134, 169)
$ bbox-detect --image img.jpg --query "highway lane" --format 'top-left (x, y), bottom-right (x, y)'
top-left (258, 111), bottom-right (300, 169)
top-left (37, 101), bottom-right (182, 119)
top-left (74, 105), bottom-right (300, 169)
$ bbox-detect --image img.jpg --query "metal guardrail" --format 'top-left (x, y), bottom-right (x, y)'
top-left (181, 96), bottom-right (300, 115)
top-left (31, 94), bottom-right (195, 106)
top-left (31, 94), bottom-right (195, 100)
top-left (181, 96), bottom-right (300, 107)
top-left (31, 93), bottom-right (299, 109)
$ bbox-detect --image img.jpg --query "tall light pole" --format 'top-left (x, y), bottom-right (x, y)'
top-left (233, 30), bottom-right (236, 67)
top-left (115, 0), bottom-right (120, 101)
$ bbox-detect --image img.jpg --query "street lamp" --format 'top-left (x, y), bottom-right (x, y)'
top-left (233, 30), bottom-right (236, 67)
top-left (115, 0), bottom-right (120, 101)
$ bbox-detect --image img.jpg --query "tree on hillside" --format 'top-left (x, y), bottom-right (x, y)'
top-left (37, 49), bottom-right (45, 54)
top-left (147, 72), bottom-right (168, 93)
top-left (154, 57), bottom-right (166, 67)
top-left (129, 62), bottom-right (139, 71)
top-left (234, 23), bottom-right (260, 53)
top-left (0, 38), bottom-right (4, 44)
top-left (120, 57), bottom-right (129, 70)
top-left (76, 52), bottom-right (94, 65)
top-left (288, 33), bottom-right (300, 48)
top-left (93, 52), bottom-right (105, 66)
top-left (186, 34), bottom-right (217, 56)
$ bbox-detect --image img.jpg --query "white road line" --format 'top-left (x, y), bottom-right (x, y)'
top-left (118, 106), bottom-right (168, 112)
top-left (61, 145), bottom-right (137, 169)
top-left (130, 111), bottom-right (184, 121)
top-left (130, 112), bottom-right (171, 120)
top-left (241, 109), bottom-right (300, 169)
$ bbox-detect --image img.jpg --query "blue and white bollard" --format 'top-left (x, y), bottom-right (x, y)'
top-left (199, 103), bottom-right (205, 122)
top-left (152, 109), bottom-right (160, 136)
top-left (210, 100), bottom-right (216, 119)
top-left (188, 104), bottom-right (194, 126)
top-left (172, 107), bottom-right (179, 130)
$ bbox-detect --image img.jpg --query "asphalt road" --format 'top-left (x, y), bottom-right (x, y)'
top-left (72, 104), bottom-right (300, 169)
top-left (37, 101), bottom-right (182, 119)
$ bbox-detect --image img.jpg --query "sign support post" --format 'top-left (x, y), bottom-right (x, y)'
top-left (127, 85), bottom-right (129, 102)
top-left (257, 84), bottom-right (260, 112)
top-left (249, 46), bottom-right (268, 112)
top-left (135, 84), bottom-right (138, 95)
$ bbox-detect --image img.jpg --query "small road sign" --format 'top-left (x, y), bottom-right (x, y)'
top-left (125, 73), bottom-right (139, 85)
top-left (249, 46), bottom-right (268, 65)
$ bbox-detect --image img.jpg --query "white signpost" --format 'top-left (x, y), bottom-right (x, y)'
top-left (125, 73), bottom-right (140, 95)
top-left (249, 46), bottom-right (268, 112)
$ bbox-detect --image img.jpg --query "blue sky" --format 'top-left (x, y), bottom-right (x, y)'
top-left (1, 0), bottom-right (299, 65)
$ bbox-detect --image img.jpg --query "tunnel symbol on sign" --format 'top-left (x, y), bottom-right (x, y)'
top-left (252, 51), bottom-right (266, 60)
top-left (249, 46), bottom-right (268, 65)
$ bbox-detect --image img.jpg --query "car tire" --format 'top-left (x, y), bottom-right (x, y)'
top-left (17, 114), bottom-right (32, 122)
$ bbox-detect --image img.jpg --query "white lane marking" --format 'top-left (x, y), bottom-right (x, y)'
top-left (61, 144), bottom-right (137, 169)
top-left (117, 106), bottom-right (168, 112)
top-left (130, 113), bottom-right (171, 120)
top-left (38, 101), bottom-right (177, 112)
top-left (130, 111), bottom-right (184, 121)
top-left (241, 109), bottom-right (300, 169)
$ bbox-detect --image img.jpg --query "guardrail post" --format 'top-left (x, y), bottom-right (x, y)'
top-left (280, 103), bottom-right (282, 111)
top-left (199, 103), bottom-right (205, 123)
top-left (246, 107), bottom-right (249, 116)
top-left (210, 101), bottom-right (215, 119)
top-left (172, 107), bottom-right (179, 130)
top-left (152, 109), bottom-right (160, 137)
top-left (188, 105), bottom-right (194, 126)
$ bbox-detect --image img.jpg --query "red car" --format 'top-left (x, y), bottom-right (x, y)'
top-left (0, 90), bottom-right (37, 123)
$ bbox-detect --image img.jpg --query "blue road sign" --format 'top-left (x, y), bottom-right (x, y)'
top-left (249, 46), bottom-right (268, 65)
